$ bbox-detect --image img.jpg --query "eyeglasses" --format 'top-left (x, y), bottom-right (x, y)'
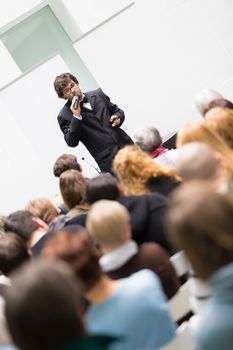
top-left (63, 82), bottom-right (77, 95)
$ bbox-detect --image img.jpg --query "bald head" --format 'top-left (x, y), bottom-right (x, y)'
top-left (175, 142), bottom-right (219, 181)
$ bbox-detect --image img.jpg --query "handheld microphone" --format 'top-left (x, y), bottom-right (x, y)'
top-left (73, 94), bottom-right (81, 109)
top-left (81, 157), bottom-right (102, 175)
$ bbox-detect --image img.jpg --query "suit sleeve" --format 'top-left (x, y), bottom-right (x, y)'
top-left (100, 89), bottom-right (125, 126)
top-left (57, 115), bottom-right (82, 147)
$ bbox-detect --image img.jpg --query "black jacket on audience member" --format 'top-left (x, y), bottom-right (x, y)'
top-left (65, 193), bottom-right (172, 254)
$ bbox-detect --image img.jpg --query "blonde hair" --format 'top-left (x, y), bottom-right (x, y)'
top-left (205, 107), bottom-right (233, 149)
top-left (176, 122), bottom-right (233, 175)
top-left (113, 145), bottom-right (179, 195)
top-left (25, 198), bottom-right (59, 224)
top-left (86, 200), bottom-right (130, 248)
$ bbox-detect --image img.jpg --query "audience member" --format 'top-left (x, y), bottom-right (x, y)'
top-left (134, 126), bottom-right (177, 167)
top-left (166, 182), bottom-right (233, 350)
top-left (42, 230), bottom-right (176, 350)
top-left (25, 198), bottom-right (59, 225)
top-left (176, 121), bottom-right (233, 174)
top-left (205, 107), bottom-right (233, 149)
top-left (113, 145), bottom-right (180, 196)
top-left (59, 169), bottom-right (89, 217)
top-left (4, 210), bottom-right (48, 254)
top-left (175, 142), bottom-right (233, 192)
top-left (71, 173), bottom-right (173, 253)
top-left (4, 259), bottom-right (115, 350)
top-left (195, 88), bottom-right (223, 116)
top-left (86, 199), bottom-right (179, 299)
top-left (0, 233), bottom-right (30, 345)
top-left (86, 173), bottom-right (121, 204)
top-left (53, 154), bottom-right (83, 213)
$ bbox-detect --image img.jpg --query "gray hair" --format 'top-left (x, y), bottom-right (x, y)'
top-left (195, 88), bottom-right (223, 116)
top-left (133, 126), bottom-right (162, 153)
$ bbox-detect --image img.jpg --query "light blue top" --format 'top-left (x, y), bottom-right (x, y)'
top-left (86, 269), bottom-right (176, 350)
top-left (195, 262), bottom-right (233, 350)
top-left (0, 346), bottom-right (18, 350)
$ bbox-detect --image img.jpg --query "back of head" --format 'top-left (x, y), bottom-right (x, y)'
top-left (133, 126), bottom-right (162, 153)
top-left (4, 259), bottom-right (85, 350)
top-left (42, 229), bottom-right (102, 291)
top-left (166, 182), bottom-right (233, 279)
top-left (195, 88), bottom-right (223, 116)
top-left (0, 233), bottom-right (30, 276)
top-left (59, 169), bottom-right (87, 210)
top-left (175, 142), bottom-right (219, 181)
top-left (86, 200), bottom-right (130, 249)
top-left (25, 198), bottom-right (59, 225)
top-left (205, 98), bottom-right (233, 114)
top-left (4, 210), bottom-right (37, 241)
top-left (205, 107), bottom-right (233, 149)
top-left (54, 73), bottom-right (78, 99)
top-left (113, 145), bottom-right (178, 195)
top-left (53, 154), bottom-right (82, 177)
top-left (176, 122), bottom-right (233, 173)
top-left (86, 173), bottom-right (120, 204)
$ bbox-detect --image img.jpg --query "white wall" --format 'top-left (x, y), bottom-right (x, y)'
top-left (74, 0), bottom-right (233, 136)
top-left (1, 0), bottom-right (233, 214)
top-left (0, 55), bottom-right (98, 215)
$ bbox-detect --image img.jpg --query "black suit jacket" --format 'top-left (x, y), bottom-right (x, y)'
top-left (57, 88), bottom-right (133, 172)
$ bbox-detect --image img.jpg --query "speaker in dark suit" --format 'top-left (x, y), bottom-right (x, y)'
top-left (54, 73), bottom-right (134, 173)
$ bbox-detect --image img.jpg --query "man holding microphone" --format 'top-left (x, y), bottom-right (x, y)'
top-left (54, 73), bottom-right (133, 174)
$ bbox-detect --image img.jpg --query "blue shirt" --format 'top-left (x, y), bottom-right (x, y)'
top-left (195, 262), bottom-right (233, 350)
top-left (86, 269), bottom-right (175, 350)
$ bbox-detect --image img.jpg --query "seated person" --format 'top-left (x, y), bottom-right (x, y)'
top-left (59, 169), bottom-right (90, 217)
top-left (134, 126), bottom-right (177, 167)
top-left (53, 153), bottom-right (83, 213)
top-left (42, 230), bottom-right (176, 350)
top-left (166, 182), bottom-right (233, 350)
top-left (113, 145), bottom-right (180, 197)
top-left (4, 259), bottom-right (114, 350)
top-left (86, 199), bottom-right (179, 299)
top-left (69, 173), bottom-right (173, 253)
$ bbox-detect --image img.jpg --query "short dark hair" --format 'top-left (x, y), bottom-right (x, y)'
top-left (86, 173), bottom-right (120, 204)
top-left (5, 259), bottom-right (85, 350)
top-left (54, 73), bottom-right (79, 99)
top-left (0, 233), bottom-right (30, 275)
top-left (53, 154), bottom-right (82, 177)
top-left (4, 211), bottom-right (37, 241)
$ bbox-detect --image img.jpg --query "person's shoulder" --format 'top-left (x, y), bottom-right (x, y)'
top-left (58, 100), bottom-right (72, 120)
top-left (85, 88), bottom-right (103, 97)
top-left (139, 242), bottom-right (169, 259)
top-left (127, 269), bottom-right (160, 287)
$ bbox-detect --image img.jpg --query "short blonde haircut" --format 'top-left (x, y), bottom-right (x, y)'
top-left (113, 145), bottom-right (179, 195)
top-left (86, 200), bottom-right (130, 248)
top-left (205, 107), bottom-right (233, 149)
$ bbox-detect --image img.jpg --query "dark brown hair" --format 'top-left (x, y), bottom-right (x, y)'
top-left (53, 154), bottom-right (82, 177)
top-left (54, 73), bottom-right (78, 99)
top-left (42, 230), bottom-right (102, 291)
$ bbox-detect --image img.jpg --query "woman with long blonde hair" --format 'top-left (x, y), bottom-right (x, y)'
top-left (113, 145), bottom-right (180, 196)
